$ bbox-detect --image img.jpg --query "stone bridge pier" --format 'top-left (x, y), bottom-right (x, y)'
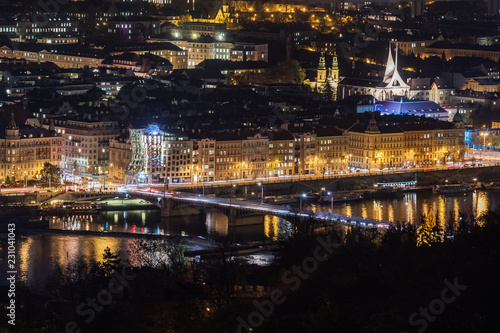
top-left (160, 197), bottom-right (266, 227)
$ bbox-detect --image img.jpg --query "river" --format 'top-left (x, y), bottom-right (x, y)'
top-left (312, 189), bottom-right (500, 225)
top-left (4, 189), bottom-right (500, 287)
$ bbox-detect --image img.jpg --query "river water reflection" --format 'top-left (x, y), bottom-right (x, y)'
top-left (48, 209), bottom-right (289, 241)
top-left (308, 189), bottom-right (500, 225)
top-left (6, 189), bottom-right (500, 287)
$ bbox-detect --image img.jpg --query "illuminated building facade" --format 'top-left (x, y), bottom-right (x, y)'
top-left (120, 117), bottom-right (466, 183)
top-left (268, 130), bottom-right (295, 176)
top-left (294, 131), bottom-right (316, 175)
top-left (347, 114), bottom-right (465, 171)
top-left (214, 134), bottom-right (243, 181)
top-left (126, 125), bottom-right (194, 184)
top-left (60, 119), bottom-right (121, 174)
top-left (15, 14), bottom-right (80, 42)
top-left (314, 127), bottom-right (348, 174)
top-left (0, 114), bottom-right (61, 182)
top-left (193, 138), bottom-right (216, 182)
top-left (167, 38), bottom-right (268, 68)
top-left (172, 22), bottom-right (227, 39)
top-left (109, 43), bottom-right (188, 69)
top-left (307, 52), bottom-right (339, 100)
top-left (230, 43), bottom-right (268, 62)
top-left (241, 132), bottom-right (268, 179)
top-left (339, 46), bottom-right (409, 101)
top-left (169, 38), bottom-right (233, 67)
top-left (109, 135), bottom-right (132, 181)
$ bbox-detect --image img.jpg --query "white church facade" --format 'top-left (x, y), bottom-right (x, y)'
top-left (338, 46), bottom-right (409, 101)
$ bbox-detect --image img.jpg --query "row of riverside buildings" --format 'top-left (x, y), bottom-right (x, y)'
top-left (112, 114), bottom-right (465, 184)
top-left (0, 113), bottom-right (466, 184)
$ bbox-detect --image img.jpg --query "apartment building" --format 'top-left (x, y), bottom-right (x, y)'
top-left (241, 132), bottom-right (268, 179)
top-left (0, 115), bottom-right (61, 182)
top-left (267, 130), bottom-right (295, 176)
top-left (173, 22), bottom-right (227, 39)
top-left (193, 138), bottom-right (216, 182)
top-left (294, 131), bottom-right (316, 175)
top-left (315, 127), bottom-right (348, 174)
top-left (213, 133), bottom-right (243, 181)
top-left (109, 135), bottom-right (132, 181)
top-left (230, 43), bottom-right (268, 62)
top-left (169, 38), bottom-right (232, 67)
top-left (59, 119), bottom-right (121, 174)
top-left (109, 43), bottom-right (188, 69)
top-left (347, 114), bottom-right (465, 171)
top-left (15, 14), bottom-right (80, 42)
top-left (108, 16), bottom-right (161, 42)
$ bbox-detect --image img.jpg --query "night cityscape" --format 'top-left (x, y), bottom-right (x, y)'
top-left (1, 0), bottom-right (500, 332)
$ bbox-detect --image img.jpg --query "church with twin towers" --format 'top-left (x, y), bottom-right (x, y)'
top-left (308, 52), bottom-right (340, 101)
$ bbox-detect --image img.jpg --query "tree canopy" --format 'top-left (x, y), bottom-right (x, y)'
top-left (228, 59), bottom-right (306, 85)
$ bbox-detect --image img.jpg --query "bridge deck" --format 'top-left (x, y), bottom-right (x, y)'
top-left (132, 191), bottom-right (391, 229)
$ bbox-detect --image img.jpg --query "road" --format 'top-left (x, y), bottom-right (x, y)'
top-left (4, 163), bottom-right (500, 195)
top-left (467, 150), bottom-right (500, 162)
top-left (125, 163), bottom-right (500, 190)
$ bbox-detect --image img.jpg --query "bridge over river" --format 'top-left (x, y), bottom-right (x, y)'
top-left (131, 190), bottom-right (391, 229)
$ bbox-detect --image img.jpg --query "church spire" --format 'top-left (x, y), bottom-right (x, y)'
top-left (318, 52), bottom-right (326, 70)
top-left (316, 52), bottom-right (327, 85)
top-left (49, 118), bottom-right (56, 135)
top-left (332, 51), bottom-right (338, 71)
top-left (383, 46), bottom-right (395, 83)
top-left (8, 112), bottom-right (17, 130)
top-left (366, 113), bottom-right (379, 132)
top-left (5, 111), bottom-right (19, 139)
top-left (383, 45), bottom-right (407, 88)
top-left (330, 51), bottom-right (339, 101)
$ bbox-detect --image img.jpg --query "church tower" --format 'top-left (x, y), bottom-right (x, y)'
top-left (329, 51), bottom-right (339, 101)
top-left (5, 112), bottom-right (19, 139)
top-left (316, 52), bottom-right (327, 88)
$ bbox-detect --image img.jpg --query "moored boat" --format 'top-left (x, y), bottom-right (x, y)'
top-left (319, 193), bottom-right (363, 203)
top-left (433, 184), bottom-right (474, 195)
top-left (41, 201), bottom-right (101, 214)
top-left (364, 187), bottom-right (405, 199)
top-left (266, 195), bottom-right (297, 205)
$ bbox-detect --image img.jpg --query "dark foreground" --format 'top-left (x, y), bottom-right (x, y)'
top-left (1, 210), bottom-right (500, 333)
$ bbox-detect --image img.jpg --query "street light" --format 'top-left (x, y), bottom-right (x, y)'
top-left (258, 182), bottom-right (263, 204)
top-left (480, 131), bottom-right (488, 161)
top-left (230, 184), bottom-right (236, 206)
top-left (327, 191), bottom-right (333, 212)
top-left (266, 163), bottom-right (270, 183)
top-left (300, 193), bottom-right (306, 210)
